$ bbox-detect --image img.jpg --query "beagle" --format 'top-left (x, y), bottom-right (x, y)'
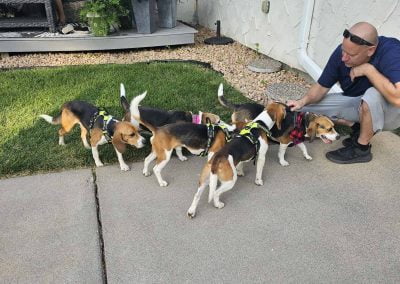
top-left (130, 91), bottom-right (233, 187)
top-left (120, 83), bottom-right (208, 161)
top-left (120, 83), bottom-right (193, 130)
top-left (40, 100), bottom-right (145, 171)
top-left (269, 106), bottom-right (340, 166)
top-left (217, 83), bottom-right (265, 130)
top-left (218, 83), bottom-right (340, 166)
top-left (187, 102), bottom-right (287, 218)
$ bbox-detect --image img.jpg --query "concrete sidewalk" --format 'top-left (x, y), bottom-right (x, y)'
top-left (1, 132), bottom-right (400, 283)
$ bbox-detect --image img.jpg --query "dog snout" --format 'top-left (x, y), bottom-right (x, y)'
top-left (134, 136), bottom-right (146, 148)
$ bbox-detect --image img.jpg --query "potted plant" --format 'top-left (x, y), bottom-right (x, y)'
top-left (80, 0), bottom-right (129, 36)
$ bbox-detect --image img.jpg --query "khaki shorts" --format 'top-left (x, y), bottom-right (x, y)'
top-left (300, 87), bottom-right (400, 132)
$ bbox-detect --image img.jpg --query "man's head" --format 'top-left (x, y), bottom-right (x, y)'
top-left (341, 22), bottom-right (378, 67)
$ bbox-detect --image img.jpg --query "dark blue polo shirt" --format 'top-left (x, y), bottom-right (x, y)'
top-left (318, 36), bottom-right (400, 97)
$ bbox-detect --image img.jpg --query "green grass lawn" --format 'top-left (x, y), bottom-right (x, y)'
top-left (0, 62), bottom-right (251, 178)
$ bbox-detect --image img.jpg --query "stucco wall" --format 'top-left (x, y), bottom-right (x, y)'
top-left (177, 0), bottom-right (400, 76)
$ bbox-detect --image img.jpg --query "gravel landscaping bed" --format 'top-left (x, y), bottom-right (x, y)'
top-left (0, 26), bottom-right (311, 103)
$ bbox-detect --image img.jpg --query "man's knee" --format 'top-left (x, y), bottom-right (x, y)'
top-left (360, 100), bottom-right (370, 113)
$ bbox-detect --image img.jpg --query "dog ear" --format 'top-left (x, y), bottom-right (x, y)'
top-left (275, 105), bottom-right (286, 130)
top-left (120, 96), bottom-right (130, 113)
top-left (306, 121), bottom-right (317, 142)
top-left (267, 103), bottom-right (285, 130)
top-left (268, 104), bottom-right (286, 130)
top-left (90, 129), bottom-right (103, 147)
top-left (112, 133), bottom-right (127, 153)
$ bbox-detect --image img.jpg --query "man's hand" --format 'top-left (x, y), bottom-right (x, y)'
top-left (350, 63), bottom-right (373, 81)
top-left (286, 99), bottom-right (304, 111)
top-left (287, 83), bottom-right (329, 111)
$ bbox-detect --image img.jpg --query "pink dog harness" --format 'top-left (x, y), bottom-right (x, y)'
top-left (192, 112), bottom-right (203, 124)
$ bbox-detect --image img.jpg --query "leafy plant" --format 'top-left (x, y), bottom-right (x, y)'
top-left (80, 0), bottom-right (129, 36)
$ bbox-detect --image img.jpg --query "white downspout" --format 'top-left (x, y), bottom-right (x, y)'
top-left (298, 0), bottom-right (342, 93)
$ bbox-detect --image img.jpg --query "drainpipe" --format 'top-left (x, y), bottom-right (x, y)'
top-left (298, 0), bottom-right (342, 93)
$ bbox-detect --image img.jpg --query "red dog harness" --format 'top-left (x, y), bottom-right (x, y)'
top-left (289, 112), bottom-right (305, 145)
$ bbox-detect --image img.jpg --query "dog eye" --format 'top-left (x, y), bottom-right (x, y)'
top-left (326, 127), bottom-right (332, 132)
top-left (129, 133), bottom-right (135, 137)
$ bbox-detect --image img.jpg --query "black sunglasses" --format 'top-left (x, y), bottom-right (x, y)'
top-left (343, 29), bottom-right (374, 46)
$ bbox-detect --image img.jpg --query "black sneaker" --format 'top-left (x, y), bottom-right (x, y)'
top-left (342, 133), bottom-right (359, 147)
top-left (343, 123), bottom-right (360, 147)
top-left (326, 143), bottom-right (372, 164)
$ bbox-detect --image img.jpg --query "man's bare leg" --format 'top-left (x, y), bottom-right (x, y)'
top-left (358, 101), bottom-right (375, 145)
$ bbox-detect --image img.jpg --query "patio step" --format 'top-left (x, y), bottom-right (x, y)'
top-left (265, 82), bottom-right (307, 102)
top-left (248, 57), bottom-right (282, 73)
top-left (0, 22), bottom-right (196, 53)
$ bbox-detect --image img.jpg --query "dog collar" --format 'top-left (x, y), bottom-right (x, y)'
top-left (192, 111), bottom-right (203, 124)
top-left (253, 111), bottom-right (275, 129)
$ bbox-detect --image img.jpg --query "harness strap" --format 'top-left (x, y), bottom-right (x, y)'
top-left (199, 123), bottom-right (215, 157)
top-left (198, 123), bottom-right (233, 157)
top-left (89, 108), bottom-right (115, 143)
top-left (289, 112), bottom-right (305, 145)
top-left (238, 120), bottom-right (273, 163)
top-left (239, 122), bottom-right (261, 162)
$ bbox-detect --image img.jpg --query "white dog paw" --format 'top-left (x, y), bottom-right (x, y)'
top-left (143, 170), bottom-right (151, 176)
top-left (279, 160), bottom-right (290, 167)
top-left (237, 170), bottom-right (245, 176)
top-left (305, 155), bottom-right (313, 161)
top-left (214, 201), bottom-right (225, 209)
top-left (178, 156), bottom-right (188, 162)
top-left (120, 164), bottom-right (130, 171)
top-left (84, 145), bottom-right (91, 150)
top-left (187, 209), bottom-right (196, 218)
top-left (255, 178), bottom-right (264, 186)
top-left (95, 162), bottom-right (104, 167)
top-left (159, 180), bottom-right (169, 187)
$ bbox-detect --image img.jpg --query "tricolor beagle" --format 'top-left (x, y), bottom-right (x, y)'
top-left (40, 100), bottom-right (145, 171)
top-left (269, 106), bottom-right (340, 166)
top-left (130, 91), bottom-right (233, 187)
top-left (218, 83), bottom-right (340, 166)
top-left (187, 102), bottom-right (287, 218)
top-left (217, 83), bottom-right (265, 130)
top-left (120, 83), bottom-right (212, 161)
top-left (120, 83), bottom-right (193, 130)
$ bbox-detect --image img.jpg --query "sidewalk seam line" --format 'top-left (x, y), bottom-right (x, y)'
top-left (92, 168), bottom-right (108, 284)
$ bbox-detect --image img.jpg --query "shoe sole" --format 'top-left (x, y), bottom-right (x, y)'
top-left (326, 153), bottom-right (373, 164)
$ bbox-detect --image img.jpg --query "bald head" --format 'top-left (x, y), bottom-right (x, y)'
top-left (349, 22), bottom-right (378, 45)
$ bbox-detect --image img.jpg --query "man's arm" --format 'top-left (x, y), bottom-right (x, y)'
top-left (287, 83), bottom-right (330, 111)
top-left (351, 63), bottom-right (400, 107)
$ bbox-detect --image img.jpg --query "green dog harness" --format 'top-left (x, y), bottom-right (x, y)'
top-left (89, 109), bottom-right (115, 143)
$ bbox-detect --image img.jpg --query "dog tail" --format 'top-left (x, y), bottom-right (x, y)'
top-left (129, 91), bottom-right (157, 133)
top-left (39, 114), bottom-right (61, 125)
top-left (120, 83), bottom-right (130, 113)
top-left (217, 83), bottom-right (237, 110)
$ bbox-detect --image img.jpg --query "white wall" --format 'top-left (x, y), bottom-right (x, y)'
top-left (177, 0), bottom-right (400, 75)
